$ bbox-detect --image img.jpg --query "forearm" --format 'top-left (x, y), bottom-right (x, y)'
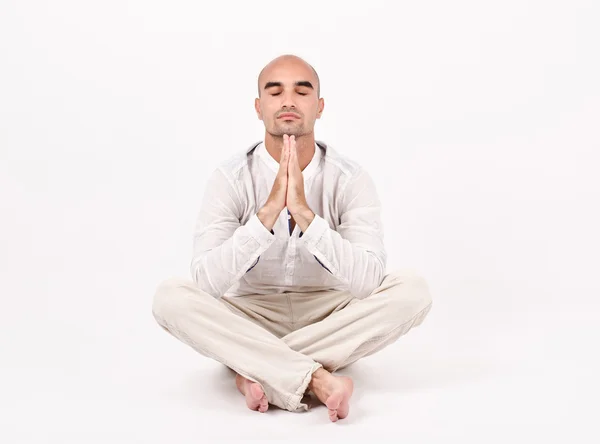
top-left (191, 213), bottom-right (276, 298)
top-left (299, 214), bottom-right (386, 299)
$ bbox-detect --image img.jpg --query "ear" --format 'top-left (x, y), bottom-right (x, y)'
top-left (316, 98), bottom-right (325, 119)
top-left (254, 98), bottom-right (263, 120)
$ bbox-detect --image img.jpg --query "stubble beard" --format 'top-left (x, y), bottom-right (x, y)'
top-left (268, 120), bottom-right (311, 138)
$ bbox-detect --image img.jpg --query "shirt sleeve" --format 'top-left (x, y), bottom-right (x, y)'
top-left (190, 168), bottom-right (276, 298)
top-left (298, 167), bottom-right (387, 299)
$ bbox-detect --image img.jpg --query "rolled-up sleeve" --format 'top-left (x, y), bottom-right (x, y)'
top-left (299, 168), bottom-right (387, 299)
top-left (190, 168), bottom-right (276, 298)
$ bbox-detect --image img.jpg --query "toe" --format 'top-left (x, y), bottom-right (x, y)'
top-left (338, 400), bottom-right (350, 419)
top-left (249, 383), bottom-right (264, 400)
top-left (246, 398), bottom-right (259, 411)
top-left (325, 393), bottom-right (342, 410)
top-left (259, 397), bottom-right (268, 413)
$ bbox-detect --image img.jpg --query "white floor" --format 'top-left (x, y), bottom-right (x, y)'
top-left (2, 269), bottom-right (598, 443)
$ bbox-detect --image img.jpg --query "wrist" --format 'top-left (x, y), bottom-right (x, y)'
top-left (292, 206), bottom-right (315, 232)
top-left (257, 204), bottom-right (281, 231)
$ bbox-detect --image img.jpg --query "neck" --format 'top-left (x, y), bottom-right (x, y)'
top-left (264, 132), bottom-right (316, 171)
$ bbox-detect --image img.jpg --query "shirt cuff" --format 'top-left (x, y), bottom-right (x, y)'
top-left (246, 255), bottom-right (261, 273)
top-left (298, 214), bottom-right (329, 249)
top-left (246, 213), bottom-right (276, 248)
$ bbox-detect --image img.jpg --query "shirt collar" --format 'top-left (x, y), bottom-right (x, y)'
top-left (255, 140), bottom-right (322, 180)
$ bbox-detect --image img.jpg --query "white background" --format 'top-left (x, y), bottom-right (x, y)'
top-left (1, 0), bottom-right (599, 442)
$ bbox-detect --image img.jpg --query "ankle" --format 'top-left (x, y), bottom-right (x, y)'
top-left (309, 368), bottom-right (329, 393)
top-left (235, 373), bottom-right (251, 394)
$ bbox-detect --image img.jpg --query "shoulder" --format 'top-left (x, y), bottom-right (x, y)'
top-left (317, 140), bottom-right (370, 184)
top-left (212, 141), bottom-right (261, 182)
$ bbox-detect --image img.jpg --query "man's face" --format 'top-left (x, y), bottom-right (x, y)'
top-left (255, 61), bottom-right (324, 138)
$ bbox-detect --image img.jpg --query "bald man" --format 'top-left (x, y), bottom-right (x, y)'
top-left (152, 55), bottom-right (433, 422)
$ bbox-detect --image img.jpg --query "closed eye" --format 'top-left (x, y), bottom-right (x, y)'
top-left (271, 92), bottom-right (307, 96)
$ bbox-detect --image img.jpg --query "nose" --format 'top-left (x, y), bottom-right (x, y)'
top-left (280, 90), bottom-right (296, 109)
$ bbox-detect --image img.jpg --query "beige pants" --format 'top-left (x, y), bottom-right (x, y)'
top-left (152, 269), bottom-right (432, 412)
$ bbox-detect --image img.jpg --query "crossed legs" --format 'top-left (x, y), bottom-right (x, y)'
top-left (152, 269), bottom-right (432, 421)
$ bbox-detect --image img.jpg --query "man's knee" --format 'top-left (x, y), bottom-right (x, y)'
top-left (152, 277), bottom-right (190, 322)
top-left (384, 268), bottom-right (433, 317)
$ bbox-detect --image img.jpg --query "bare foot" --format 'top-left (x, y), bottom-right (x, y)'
top-left (235, 374), bottom-right (268, 413)
top-left (309, 368), bottom-right (354, 422)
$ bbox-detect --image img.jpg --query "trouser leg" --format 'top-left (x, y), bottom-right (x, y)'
top-left (281, 269), bottom-right (433, 372)
top-left (152, 278), bottom-right (322, 412)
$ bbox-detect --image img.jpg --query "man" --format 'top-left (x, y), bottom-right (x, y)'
top-left (152, 54), bottom-right (433, 422)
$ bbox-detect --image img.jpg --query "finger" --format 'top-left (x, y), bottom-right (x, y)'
top-left (283, 137), bottom-right (290, 171)
top-left (278, 136), bottom-right (290, 175)
top-left (283, 134), bottom-right (289, 155)
top-left (287, 140), bottom-right (296, 171)
top-left (290, 139), bottom-right (299, 171)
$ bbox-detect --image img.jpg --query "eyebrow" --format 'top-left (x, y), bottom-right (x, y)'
top-left (264, 81), bottom-right (314, 91)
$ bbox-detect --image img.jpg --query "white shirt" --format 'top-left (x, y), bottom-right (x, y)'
top-left (190, 140), bottom-right (387, 299)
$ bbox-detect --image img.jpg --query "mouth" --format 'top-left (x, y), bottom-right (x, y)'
top-left (278, 113), bottom-right (300, 120)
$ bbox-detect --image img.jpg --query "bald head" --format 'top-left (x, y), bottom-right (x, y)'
top-left (257, 54), bottom-right (321, 98)
top-left (254, 54), bottom-right (324, 138)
